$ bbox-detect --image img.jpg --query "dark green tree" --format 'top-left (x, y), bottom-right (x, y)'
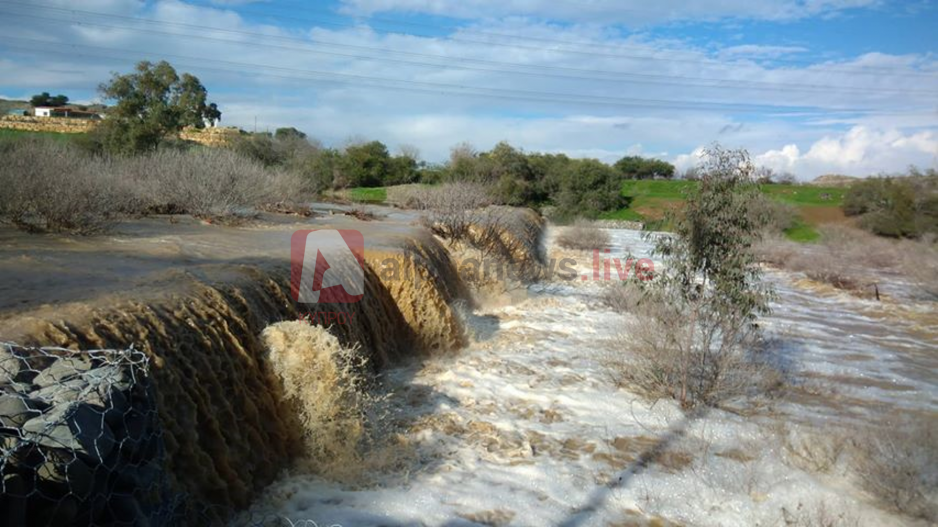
top-left (640, 145), bottom-right (774, 407)
top-left (341, 141), bottom-right (392, 187)
top-left (30, 92), bottom-right (69, 107)
top-left (93, 61), bottom-right (220, 154)
top-left (555, 159), bottom-right (624, 219)
top-left (844, 173), bottom-right (937, 238)
top-left (275, 127), bottom-right (307, 140)
top-left (614, 155), bottom-right (675, 180)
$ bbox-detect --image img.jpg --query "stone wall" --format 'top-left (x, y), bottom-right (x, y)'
top-left (0, 116), bottom-right (97, 134)
top-left (0, 117), bottom-right (242, 147)
top-left (179, 126), bottom-right (241, 147)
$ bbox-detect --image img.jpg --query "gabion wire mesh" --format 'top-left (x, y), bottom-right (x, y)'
top-left (0, 342), bottom-right (177, 526)
top-left (0, 343), bottom-right (341, 527)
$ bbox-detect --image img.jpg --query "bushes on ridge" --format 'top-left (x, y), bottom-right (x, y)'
top-left (842, 170), bottom-right (937, 238)
top-left (0, 138), bottom-right (312, 233)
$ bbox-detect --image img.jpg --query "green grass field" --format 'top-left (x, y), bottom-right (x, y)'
top-left (0, 128), bottom-right (80, 143)
top-left (345, 187), bottom-right (388, 203)
top-left (600, 179), bottom-right (846, 242)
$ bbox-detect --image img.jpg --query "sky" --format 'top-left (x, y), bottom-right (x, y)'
top-left (0, 0), bottom-right (936, 179)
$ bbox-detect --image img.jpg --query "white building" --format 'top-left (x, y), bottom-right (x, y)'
top-left (32, 106), bottom-right (102, 119)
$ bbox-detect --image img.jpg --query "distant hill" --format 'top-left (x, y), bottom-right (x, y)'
top-left (0, 98), bottom-right (30, 116)
top-left (811, 174), bottom-right (858, 187)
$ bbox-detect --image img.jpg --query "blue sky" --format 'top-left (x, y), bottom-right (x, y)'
top-left (0, 0), bottom-right (935, 178)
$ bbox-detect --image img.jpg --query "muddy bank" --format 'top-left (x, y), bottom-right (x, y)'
top-left (0, 207), bottom-right (546, 523)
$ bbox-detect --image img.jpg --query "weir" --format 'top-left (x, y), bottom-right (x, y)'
top-left (0, 209), bottom-right (545, 524)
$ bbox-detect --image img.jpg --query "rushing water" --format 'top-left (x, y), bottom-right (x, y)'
top-left (243, 228), bottom-right (936, 527)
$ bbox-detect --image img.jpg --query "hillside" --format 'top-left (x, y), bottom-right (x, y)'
top-left (811, 174), bottom-right (859, 187)
top-left (0, 97), bottom-right (29, 115)
top-left (598, 179), bottom-right (848, 241)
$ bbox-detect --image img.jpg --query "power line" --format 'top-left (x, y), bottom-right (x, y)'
top-left (4, 35), bottom-right (918, 117)
top-left (241, 0), bottom-right (878, 65)
top-left (3, 0), bottom-right (937, 82)
top-left (1, 3), bottom-right (934, 100)
top-left (185, 0), bottom-right (938, 78)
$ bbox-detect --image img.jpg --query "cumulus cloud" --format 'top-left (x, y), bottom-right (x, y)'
top-left (0, 0), bottom-right (933, 179)
top-left (750, 127), bottom-right (938, 178)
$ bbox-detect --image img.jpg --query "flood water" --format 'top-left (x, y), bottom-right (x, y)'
top-left (243, 228), bottom-right (936, 527)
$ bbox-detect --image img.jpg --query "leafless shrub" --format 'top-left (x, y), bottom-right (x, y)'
top-left (816, 224), bottom-right (897, 269)
top-left (407, 182), bottom-right (494, 238)
top-left (851, 420), bottom-right (938, 521)
top-left (125, 148), bottom-right (309, 221)
top-left (344, 203), bottom-right (377, 221)
top-left (751, 234), bottom-right (799, 267)
top-left (753, 225), bottom-right (936, 296)
top-left (602, 280), bottom-right (646, 312)
top-left (385, 183), bottom-right (428, 207)
top-left (779, 501), bottom-right (860, 527)
top-left (0, 139), bottom-right (315, 232)
top-left (898, 234), bottom-right (938, 299)
top-left (0, 138), bottom-right (130, 233)
top-left (749, 193), bottom-right (798, 234)
top-left (609, 290), bottom-right (780, 407)
top-left (780, 425), bottom-right (848, 474)
top-left (802, 251), bottom-right (863, 291)
top-left (556, 220), bottom-right (611, 251)
top-left (403, 182), bottom-right (542, 281)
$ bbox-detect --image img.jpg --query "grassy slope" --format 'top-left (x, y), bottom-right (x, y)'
top-left (326, 187), bottom-right (389, 203)
top-left (0, 128), bottom-right (79, 142)
top-left (600, 180), bottom-right (847, 242)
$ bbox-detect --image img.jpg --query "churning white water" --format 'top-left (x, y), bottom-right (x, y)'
top-left (243, 229), bottom-right (935, 527)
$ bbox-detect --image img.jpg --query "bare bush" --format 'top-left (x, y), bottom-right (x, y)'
top-left (851, 421), bottom-right (938, 521)
top-left (406, 182), bottom-right (493, 238)
top-left (749, 193), bottom-right (798, 234)
top-left (753, 225), bottom-right (938, 297)
top-left (0, 139), bottom-right (130, 233)
top-left (816, 224), bottom-right (897, 269)
top-left (344, 203), bottom-right (377, 221)
top-left (751, 235), bottom-right (798, 267)
top-left (780, 425), bottom-right (848, 474)
top-left (899, 233), bottom-right (938, 299)
top-left (779, 501), bottom-right (860, 527)
top-left (125, 148), bottom-right (310, 221)
top-left (556, 220), bottom-right (611, 251)
top-left (602, 280), bottom-right (646, 312)
top-left (0, 138), bottom-right (315, 232)
top-left (611, 289), bottom-right (776, 406)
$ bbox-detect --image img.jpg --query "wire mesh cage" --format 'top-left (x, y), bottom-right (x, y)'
top-left (0, 342), bottom-right (177, 526)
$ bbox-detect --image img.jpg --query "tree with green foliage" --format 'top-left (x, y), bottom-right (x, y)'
top-left (614, 155), bottom-right (675, 180)
top-left (482, 142), bottom-right (539, 205)
top-left (341, 140), bottom-right (392, 188)
top-left (92, 61), bottom-right (221, 154)
top-left (631, 145), bottom-right (774, 408)
top-left (275, 127), bottom-right (307, 140)
top-left (843, 172), bottom-right (937, 238)
top-left (29, 92), bottom-right (69, 107)
top-left (386, 154), bottom-right (419, 186)
top-left (554, 159), bottom-right (624, 219)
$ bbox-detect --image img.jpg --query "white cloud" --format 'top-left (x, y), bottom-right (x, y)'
top-left (750, 126), bottom-right (938, 177)
top-left (337, 0), bottom-right (885, 25)
top-left (0, 0), bottom-right (933, 180)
